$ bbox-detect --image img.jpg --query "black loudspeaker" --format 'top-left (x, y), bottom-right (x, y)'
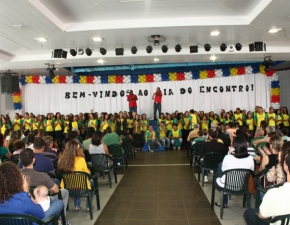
top-left (254, 42), bottom-right (264, 51)
top-left (190, 45), bottom-right (198, 53)
top-left (1, 76), bottom-right (19, 94)
top-left (249, 43), bottom-right (255, 52)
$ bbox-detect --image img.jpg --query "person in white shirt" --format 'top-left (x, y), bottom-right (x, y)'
top-left (244, 151), bottom-right (290, 225)
top-left (214, 135), bottom-right (255, 208)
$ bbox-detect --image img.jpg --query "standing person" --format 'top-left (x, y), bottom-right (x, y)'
top-left (23, 113), bottom-right (33, 132)
top-left (127, 90), bottom-right (138, 113)
top-left (282, 107), bottom-right (290, 132)
top-left (133, 114), bottom-right (142, 151)
top-left (152, 87), bottom-right (162, 120)
top-left (53, 112), bottom-right (64, 143)
top-left (44, 113), bottom-right (54, 137)
top-left (267, 107), bottom-right (276, 128)
top-left (12, 113), bottom-right (23, 131)
top-left (233, 108), bottom-right (245, 126)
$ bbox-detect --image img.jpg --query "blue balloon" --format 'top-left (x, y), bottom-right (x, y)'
top-left (161, 73), bottom-right (169, 81)
top-left (72, 76), bottom-right (79, 83)
top-left (45, 76), bottom-right (52, 84)
top-left (100, 76), bottom-right (108, 84)
top-left (222, 69), bottom-right (230, 77)
top-left (131, 75), bottom-right (138, 83)
top-left (192, 71), bottom-right (199, 80)
top-left (252, 65), bottom-right (259, 74)
top-left (19, 78), bottom-right (26, 85)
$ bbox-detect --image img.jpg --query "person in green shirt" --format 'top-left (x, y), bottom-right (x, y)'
top-left (145, 125), bottom-right (161, 152)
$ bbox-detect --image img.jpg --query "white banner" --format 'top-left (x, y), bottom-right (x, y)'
top-left (23, 73), bottom-right (271, 117)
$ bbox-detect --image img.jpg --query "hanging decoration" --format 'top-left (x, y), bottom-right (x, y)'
top-left (15, 65), bottom-right (280, 110)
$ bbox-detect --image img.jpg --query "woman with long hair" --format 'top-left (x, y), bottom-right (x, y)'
top-left (25, 133), bottom-right (35, 149)
top-left (0, 133), bottom-right (11, 160)
top-left (116, 112), bottom-right (127, 136)
top-left (126, 112), bottom-right (134, 136)
top-left (100, 113), bottom-right (109, 132)
top-left (58, 140), bottom-right (93, 211)
top-left (8, 131), bottom-right (20, 154)
top-left (0, 117), bottom-right (11, 136)
top-left (53, 112), bottom-right (64, 142)
top-left (282, 107), bottom-right (290, 132)
top-left (44, 113), bottom-right (54, 137)
top-left (87, 113), bottom-right (98, 131)
top-left (0, 161), bottom-right (63, 220)
top-left (133, 114), bottom-right (142, 151)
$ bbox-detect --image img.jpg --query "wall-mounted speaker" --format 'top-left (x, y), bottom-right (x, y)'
top-left (1, 76), bottom-right (19, 94)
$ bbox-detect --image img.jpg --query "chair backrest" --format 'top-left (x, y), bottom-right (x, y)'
top-left (222, 169), bottom-right (254, 194)
top-left (255, 212), bottom-right (290, 225)
top-left (91, 154), bottom-right (109, 172)
top-left (59, 172), bottom-right (91, 196)
top-left (194, 141), bottom-right (205, 156)
top-left (121, 137), bottom-right (134, 150)
top-left (203, 152), bottom-right (224, 170)
top-left (108, 144), bottom-right (123, 157)
top-left (0, 213), bottom-right (56, 225)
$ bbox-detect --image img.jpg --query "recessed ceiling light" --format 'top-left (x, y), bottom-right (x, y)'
top-left (210, 55), bottom-right (216, 62)
top-left (55, 62), bottom-right (61, 65)
top-left (55, 69), bottom-right (59, 71)
top-left (92, 37), bottom-right (104, 42)
top-left (268, 28), bottom-right (282, 33)
top-left (210, 31), bottom-right (220, 36)
top-left (13, 24), bottom-right (24, 29)
top-left (154, 58), bottom-right (159, 62)
top-left (34, 38), bottom-right (47, 42)
top-left (97, 59), bottom-right (104, 64)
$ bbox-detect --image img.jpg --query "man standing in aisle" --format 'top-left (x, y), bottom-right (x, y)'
top-left (127, 90), bottom-right (138, 113)
top-left (152, 87), bottom-right (162, 120)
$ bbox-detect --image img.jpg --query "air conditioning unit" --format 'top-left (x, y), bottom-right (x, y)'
top-left (228, 45), bottom-right (235, 52)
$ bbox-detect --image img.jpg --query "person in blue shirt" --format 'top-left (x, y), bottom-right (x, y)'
top-left (0, 161), bottom-right (63, 222)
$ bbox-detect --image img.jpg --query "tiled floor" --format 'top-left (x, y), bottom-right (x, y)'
top-left (66, 150), bottom-right (250, 225)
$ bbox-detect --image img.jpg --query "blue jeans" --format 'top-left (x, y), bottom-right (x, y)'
top-left (42, 199), bottom-right (63, 221)
top-left (214, 162), bottom-right (228, 205)
top-left (158, 137), bottom-right (170, 148)
top-left (129, 107), bottom-right (137, 113)
top-left (147, 139), bottom-right (161, 150)
top-left (74, 179), bottom-right (94, 209)
top-left (153, 103), bottom-right (161, 120)
top-left (171, 138), bottom-right (182, 147)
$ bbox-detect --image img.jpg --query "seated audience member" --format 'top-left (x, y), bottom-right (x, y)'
top-left (18, 138), bottom-right (55, 173)
top-left (89, 132), bottom-right (110, 155)
top-left (158, 121), bottom-right (170, 149)
top-left (191, 130), bottom-right (206, 146)
top-left (281, 128), bottom-right (290, 142)
top-left (217, 126), bottom-right (231, 149)
top-left (33, 185), bottom-right (50, 212)
top-left (58, 140), bottom-right (93, 212)
top-left (82, 127), bottom-right (95, 151)
top-left (21, 129), bottom-right (31, 144)
top-left (25, 133), bottom-right (35, 149)
top-left (254, 120), bottom-right (267, 138)
top-left (256, 134), bottom-right (282, 174)
top-left (145, 125), bottom-right (161, 152)
top-left (42, 136), bottom-right (58, 169)
top-left (226, 122), bottom-right (236, 138)
top-left (244, 152), bottom-right (290, 225)
top-left (169, 124), bottom-right (182, 150)
top-left (102, 127), bottom-right (124, 154)
top-left (211, 122), bottom-right (218, 130)
top-left (12, 140), bottom-right (25, 160)
top-left (215, 136), bottom-right (254, 208)
top-left (199, 129), bottom-right (227, 182)
top-left (20, 148), bottom-right (68, 219)
top-left (0, 161), bottom-right (63, 222)
top-left (0, 133), bottom-right (11, 161)
top-left (202, 129), bottom-right (208, 139)
top-left (253, 126), bottom-right (276, 147)
top-left (187, 124), bottom-right (200, 142)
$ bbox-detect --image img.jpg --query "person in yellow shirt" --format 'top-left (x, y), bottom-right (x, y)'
top-left (0, 117), bottom-right (11, 136)
top-left (87, 113), bottom-right (98, 131)
top-left (254, 107), bottom-right (267, 128)
top-left (282, 107), bottom-right (290, 130)
top-left (63, 115), bottom-right (71, 137)
top-left (126, 112), bottom-right (134, 135)
top-left (182, 111), bottom-right (190, 148)
top-left (145, 125), bottom-right (161, 152)
top-left (71, 115), bottom-right (79, 130)
top-left (168, 124), bottom-right (182, 150)
top-left (189, 109), bottom-right (198, 130)
top-left (158, 121), bottom-right (170, 149)
top-left (100, 113), bottom-right (109, 132)
top-left (44, 113), bottom-right (54, 137)
top-left (200, 115), bottom-right (209, 131)
top-left (233, 108), bottom-right (245, 126)
top-left (32, 117), bottom-right (40, 136)
top-left (267, 107), bottom-right (277, 128)
top-left (12, 113), bottom-right (23, 131)
top-left (276, 109), bottom-right (283, 127)
top-left (246, 112), bottom-right (254, 137)
top-left (165, 114), bottom-right (173, 137)
top-left (157, 113), bottom-right (166, 126)
top-left (23, 113), bottom-right (33, 131)
top-left (58, 140), bottom-right (94, 211)
top-left (53, 112), bottom-right (64, 142)
top-left (108, 114), bottom-right (116, 133)
top-left (140, 114), bottom-right (149, 148)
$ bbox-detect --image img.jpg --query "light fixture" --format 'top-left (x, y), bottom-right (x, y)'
top-left (263, 56), bottom-right (272, 72)
top-left (78, 48), bottom-right (84, 55)
top-left (210, 55), bottom-right (216, 62)
top-left (235, 43), bottom-right (242, 51)
top-left (154, 58), bottom-right (159, 62)
top-left (148, 35), bottom-right (166, 46)
top-left (13, 24), bottom-right (24, 29)
top-left (55, 69), bottom-right (59, 71)
top-left (100, 47), bottom-right (107, 55)
top-left (34, 38), bottom-right (47, 42)
top-left (55, 62), bottom-right (61, 65)
top-left (146, 45), bottom-right (153, 54)
top-left (175, 44), bottom-right (182, 52)
top-left (92, 37), bottom-right (104, 41)
top-left (204, 43), bottom-right (211, 52)
top-left (161, 45), bottom-right (168, 53)
top-left (189, 45), bottom-right (198, 53)
top-left (220, 43), bottom-right (227, 51)
top-left (115, 48), bottom-right (124, 56)
top-left (154, 40), bottom-right (160, 46)
top-left (70, 49), bottom-right (77, 57)
top-left (85, 48), bottom-right (92, 56)
top-left (210, 31), bottom-right (220, 36)
top-left (52, 49), bottom-right (67, 59)
top-left (131, 46), bottom-right (137, 54)
top-left (268, 28), bottom-right (282, 33)
top-left (97, 59), bottom-right (104, 65)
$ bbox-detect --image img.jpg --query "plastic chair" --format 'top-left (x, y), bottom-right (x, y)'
top-left (121, 136), bottom-right (135, 160)
top-left (59, 171), bottom-right (100, 220)
top-left (211, 169), bottom-right (254, 219)
top-left (190, 140), bottom-right (205, 168)
top-left (108, 144), bottom-right (128, 171)
top-left (29, 185), bottom-right (66, 225)
top-left (91, 154), bottom-right (117, 188)
top-left (198, 152), bottom-right (224, 187)
top-left (254, 212), bottom-right (290, 225)
top-left (0, 213), bottom-right (57, 225)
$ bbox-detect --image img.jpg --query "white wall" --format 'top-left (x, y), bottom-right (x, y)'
top-left (277, 71), bottom-right (290, 109)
